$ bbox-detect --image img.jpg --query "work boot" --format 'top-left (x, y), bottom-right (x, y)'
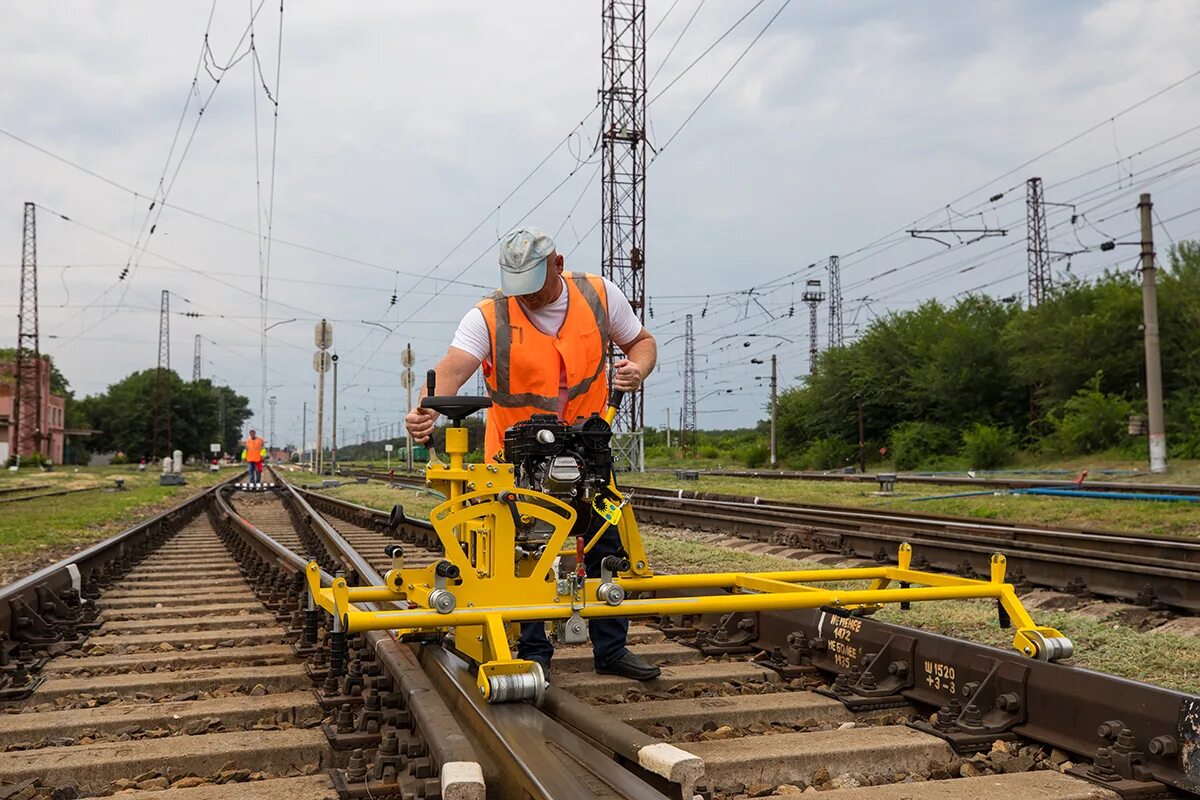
top-left (595, 651), bottom-right (661, 681)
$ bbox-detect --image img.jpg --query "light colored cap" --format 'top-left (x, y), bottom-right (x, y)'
top-left (498, 227), bottom-right (555, 296)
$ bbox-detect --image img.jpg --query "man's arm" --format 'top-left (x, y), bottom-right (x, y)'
top-left (613, 327), bottom-right (657, 391)
top-left (405, 347), bottom-right (482, 443)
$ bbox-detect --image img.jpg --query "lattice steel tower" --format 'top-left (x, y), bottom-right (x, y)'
top-left (682, 313), bottom-right (696, 455)
top-left (13, 202), bottom-right (43, 460)
top-left (802, 279), bottom-right (825, 376)
top-left (193, 334), bottom-right (202, 382)
top-left (1027, 177), bottom-right (1051, 305)
top-left (600, 0), bottom-right (647, 470)
top-left (152, 290), bottom-right (171, 458)
top-left (827, 255), bottom-right (843, 347)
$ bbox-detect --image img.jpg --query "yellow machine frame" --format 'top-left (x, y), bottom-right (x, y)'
top-left (308, 402), bottom-right (1071, 703)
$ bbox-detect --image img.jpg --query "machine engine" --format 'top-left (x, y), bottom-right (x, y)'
top-left (503, 413), bottom-right (615, 511)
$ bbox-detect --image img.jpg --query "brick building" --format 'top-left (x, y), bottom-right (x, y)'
top-left (0, 355), bottom-right (65, 465)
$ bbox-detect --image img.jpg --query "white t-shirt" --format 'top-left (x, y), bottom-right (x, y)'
top-left (450, 276), bottom-right (642, 361)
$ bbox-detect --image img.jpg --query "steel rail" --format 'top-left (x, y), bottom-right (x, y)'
top-left (668, 468), bottom-right (1200, 496)
top-left (631, 486), bottom-right (1200, 557)
top-left (276, 475), bottom-right (675, 800)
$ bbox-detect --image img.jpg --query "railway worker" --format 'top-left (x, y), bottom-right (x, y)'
top-left (244, 430), bottom-right (265, 486)
top-left (405, 226), bottom-right (661, 682)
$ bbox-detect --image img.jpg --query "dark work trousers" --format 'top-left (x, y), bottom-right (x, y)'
top-left (517, 508), bottom-right (630, 669)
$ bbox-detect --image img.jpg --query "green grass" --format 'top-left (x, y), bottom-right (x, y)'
top-left (644, 533), bottom-right (1200, 694)
top-left (0, 467), bottom-right (228, 561)
top-left (627, 472), bottom-right (1200, 538)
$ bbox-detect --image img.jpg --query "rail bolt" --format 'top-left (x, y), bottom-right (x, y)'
top-left (995, 692), bottom-right (1021, 712)
top-left (1147, 735), bottom-right (1177, 757)
top-left (887, 660), bottom-right (909, 678)
top-left (961, 681), bottom-right (980, 698)
top-left (1097, 720), bottom-right (1126, 740)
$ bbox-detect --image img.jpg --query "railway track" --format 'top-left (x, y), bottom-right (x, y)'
top-left (298, 480), bottom-right (1200, 799)
top-left (626, 486), bottom-right (1200, 615)
top-left (350, 469), bottom-right (1200, 614)
top-left (664, 469), bottom-right (1200, 498)
top-left (2, 469), bottom-right (1197, 798)
top-left (0, 486), bottom-right (104, 505)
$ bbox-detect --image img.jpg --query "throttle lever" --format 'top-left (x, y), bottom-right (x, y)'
top-left (499, 491), bottom-right (523, 533)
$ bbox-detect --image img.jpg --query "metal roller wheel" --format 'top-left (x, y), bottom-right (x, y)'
top-left (486, 663), bottom-right (546, 705)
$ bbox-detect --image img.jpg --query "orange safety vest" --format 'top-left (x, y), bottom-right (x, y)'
top-left (245, 437), bottom-right (264, 463)
top-left (477, 272), bottom-right (610, 462)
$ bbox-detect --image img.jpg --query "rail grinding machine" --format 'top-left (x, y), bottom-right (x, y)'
top-left (308, 371), bottom-right (1072, 704)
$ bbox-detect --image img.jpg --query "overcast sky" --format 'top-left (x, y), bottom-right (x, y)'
top-left (3, 1), bottom-right (1200, 450)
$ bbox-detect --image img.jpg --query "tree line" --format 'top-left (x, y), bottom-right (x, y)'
top-left (772, 241), bottom-right (1200, 470)
top-left (73, 370), bottom-right (252, 462)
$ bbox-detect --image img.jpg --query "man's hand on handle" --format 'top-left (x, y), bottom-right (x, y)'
top-left (612, 358), bottom-right (644, 392)
top-left (405, 406), bottom-right (437, 444)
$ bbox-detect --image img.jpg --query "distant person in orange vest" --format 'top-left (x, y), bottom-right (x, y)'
top-left (244, 430), bottom-right (265, 486)
top-left (405, 226), bottom-right (659, 681)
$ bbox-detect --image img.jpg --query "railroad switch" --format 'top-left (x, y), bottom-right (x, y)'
top-left (308, 391), bottom-right (1075, 704)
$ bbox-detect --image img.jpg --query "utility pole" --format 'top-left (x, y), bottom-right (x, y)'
top-left (1139, 193), bottom-right (1167, 473)
top-left (1027, 177), bottom-right (1051, 306)
top-left (802, 279), bottom-right (825, 375)
top-left (402, 344), bottom-right (415, 472)
top-left (192, 335), bottom-right (202, 382)
top-left (331, 354), bottom-right (339, 475)
top-left (827, 256), bottom-right (843, 348)
top-left (769, 354), bottom-right (778, 468)
top-left (152, 290), bottom-right (171, 458)
top-left (218, 390), bottom-right (226, 453)
top-left (301, 400), bottom-right (307, 470)
top-left (665, 408), bottom-right (670, 449)
top-left (13, 202), bottom-right (42, 463)
top-left (314, 320), bottom-right (332, 475)
top-left (856, 394), bottom-right (866, 473)
top-left (682, 314), bottom-right (697, 456)
top-left (268, 396), bottom-right (277, 461)
top-left (601, 0), bottom-right (647, 472)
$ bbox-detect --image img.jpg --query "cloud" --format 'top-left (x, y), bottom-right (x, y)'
top-left (2, 0), bottom-right (1199, 444)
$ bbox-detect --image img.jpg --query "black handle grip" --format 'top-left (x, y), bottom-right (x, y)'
top-left (608, 388), bottom-right (625, 410)
top-left (435, 560), bottom-right (461, 579)
top-left (601, 555), bottom-right (630, 573)
top-left (384, 544), bottom-right (404, 558)
top-left (426, 369), bottom-right (437, 397)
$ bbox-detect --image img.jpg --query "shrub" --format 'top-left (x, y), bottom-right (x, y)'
top-left (7, 451), bottom-right (48, 468)
top-left (798, 436), bottom-right (856, 471)
top-left (698, 445), bottom-right (720, 459)
top-left (960, 423), bottom-right (1016, 469)
top-left (1041, 373), bottom-right (1134, 456)
top-left (110, 453), bottom-right (130, 465)
top-left (888, 421), bottom-right (956, 471)
top-left (739, 444), bottom-right (770, 468)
